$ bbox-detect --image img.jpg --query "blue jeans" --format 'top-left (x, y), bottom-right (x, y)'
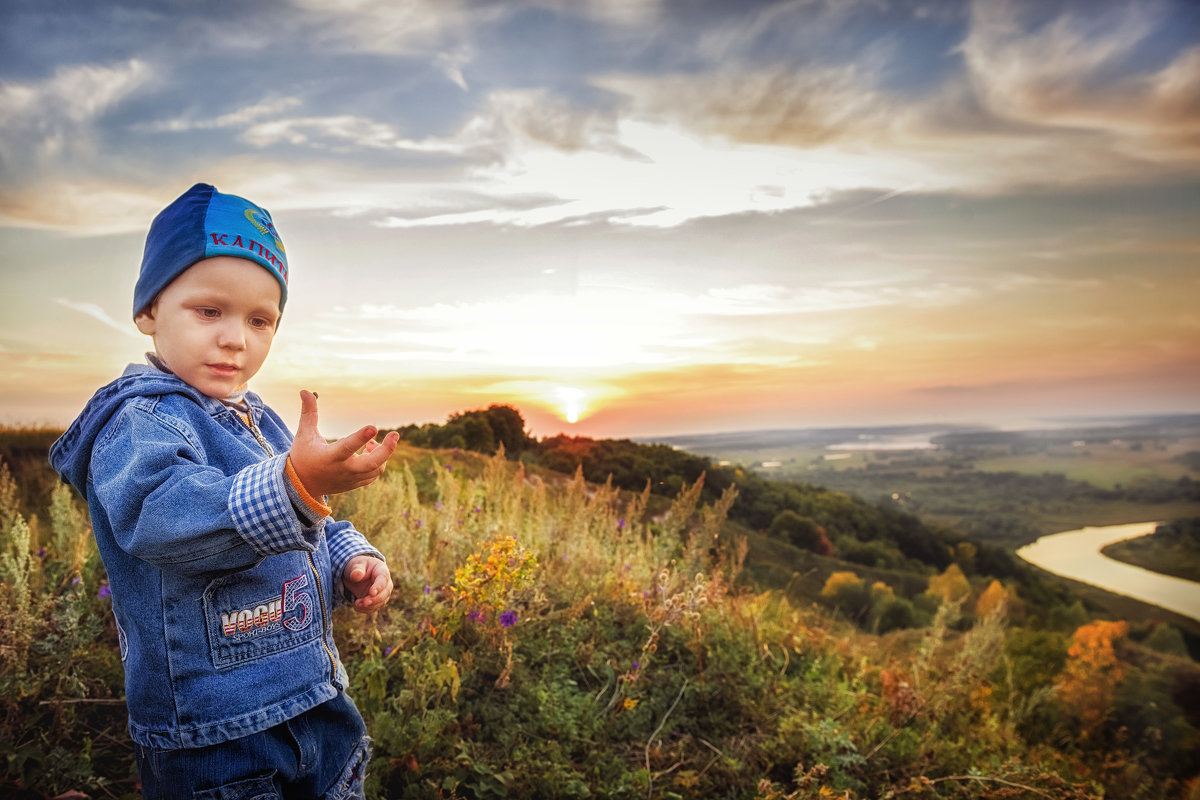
top-left (136, 691), bottom-right (370, 800)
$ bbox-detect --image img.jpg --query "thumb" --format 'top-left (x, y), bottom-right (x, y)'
top-left (349, 561), bottom-right (367, 582)
top-left (298, 390), bottom-right (320, 436)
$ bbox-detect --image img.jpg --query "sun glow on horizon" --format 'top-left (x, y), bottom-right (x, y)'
top-left (544, 386), bottom-right (590, 424)
top-left (554, 386), bottom-right (587, 424)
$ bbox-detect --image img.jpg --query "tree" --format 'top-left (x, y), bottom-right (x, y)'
top-left (975, 579), bottom-right (1008, 618)
top-left (768, 510), bottom-right (833, 555)
top-left (1057, 620), bottom-right (1129, 738)
top-left (482, 405), bottom-right (534, 455)
top-left (821, 571), bottom-right (870, 622)
top-left (927, 563), bottom-right (970, 604)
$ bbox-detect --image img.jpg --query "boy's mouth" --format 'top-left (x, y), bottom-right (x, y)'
top-left (207, 363), bottom-right (240, 376)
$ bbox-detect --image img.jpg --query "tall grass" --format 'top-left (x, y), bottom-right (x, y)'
top-left (2, 443), bottom-right (1198, 799)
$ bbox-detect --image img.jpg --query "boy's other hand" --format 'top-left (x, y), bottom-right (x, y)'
top-left (344, 555), bottom-right (393, 614)
top-left (290, 390), bottom-right (399, 497)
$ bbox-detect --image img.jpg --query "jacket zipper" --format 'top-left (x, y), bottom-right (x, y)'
top-left (239, 411), bottom-right (275, 456)
top-left (307, 551), bottom-right (338, 675)
top-left (240, 410), bottom-right (337, 677)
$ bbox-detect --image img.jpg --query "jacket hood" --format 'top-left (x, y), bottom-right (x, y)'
top-left (49, 363), bottom-right (253, 494)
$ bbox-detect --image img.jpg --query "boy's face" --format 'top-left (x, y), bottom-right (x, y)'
top-left (135, 256), bottom-right (282, 399)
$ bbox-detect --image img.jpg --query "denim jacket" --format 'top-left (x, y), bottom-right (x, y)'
top-left (50, 364), bottom-right (382, 749)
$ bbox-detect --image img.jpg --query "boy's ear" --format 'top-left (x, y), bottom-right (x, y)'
top-left (134, 308), bottom-right (156, 335)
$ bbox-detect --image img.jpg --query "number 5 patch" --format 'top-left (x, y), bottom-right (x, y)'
top-left (204, 571), bottom-right (320, 670)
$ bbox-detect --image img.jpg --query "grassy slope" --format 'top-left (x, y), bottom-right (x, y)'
top-left (3, 431), bottom-right (1200, 798)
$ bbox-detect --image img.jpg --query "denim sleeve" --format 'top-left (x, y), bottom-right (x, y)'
top-left (325, 518), bottom-right (385, 608)
top-left (90, 404), bottom-right (323, 576)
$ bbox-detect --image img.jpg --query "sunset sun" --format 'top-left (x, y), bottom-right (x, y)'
top-left (555, 386), bottom-right (586, 424)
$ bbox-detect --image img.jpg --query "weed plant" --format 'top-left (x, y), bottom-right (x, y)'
top-left (2, 443), bottom-right (1199, 799)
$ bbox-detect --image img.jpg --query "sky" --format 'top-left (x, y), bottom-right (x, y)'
top-left (1, 0), bottom-right (1198, 439)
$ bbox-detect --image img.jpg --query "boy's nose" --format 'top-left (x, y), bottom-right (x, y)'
top-left (217, 321), bottom-right (247, 350)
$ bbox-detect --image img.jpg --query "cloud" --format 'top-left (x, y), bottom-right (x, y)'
top-left (961, 0), bottom-right (1200, 159)
top-left (52, 299), bottom-right (139, 338)
top-left (0, 181), bottom-right (165, 234)
top-left (135, 97), bottom-right (303, 133)
top-left (291, 0), bottom-right (504, 60)
top-left (0, 59), bottom-right (151, 180)
top-left (241, 115), bottom-right (470, 153)
top-left (595, 65), bottom-right (889, 149)
top-left (525, 0), bottom-right (666, 26)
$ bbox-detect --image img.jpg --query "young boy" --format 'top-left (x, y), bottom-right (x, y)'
top-left (49, 183), bottom-right (399, 799)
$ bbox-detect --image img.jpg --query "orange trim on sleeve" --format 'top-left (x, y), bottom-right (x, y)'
top-left (285, 457), bottom-right (332, 518)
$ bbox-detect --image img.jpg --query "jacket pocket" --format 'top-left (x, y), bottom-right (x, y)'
top-left (193, 772), bottom-right (280, 800)
top-left (203, 567), bottom-right (322, 670)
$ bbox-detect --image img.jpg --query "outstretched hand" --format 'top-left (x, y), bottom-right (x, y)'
top-left (344, 554), bottom-right (392, 614)
top-left (289, 390), bottom-right (399, 498)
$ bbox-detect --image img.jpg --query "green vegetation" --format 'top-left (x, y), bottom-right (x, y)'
top-left (1102, 518), bottom-right (1200, 583)
top-left (395, 405), bottom-right (537, 457)
top-left (654, 420), bottom-right (1200, 547)
top-left (3, 420), bottom-right (1200, 799)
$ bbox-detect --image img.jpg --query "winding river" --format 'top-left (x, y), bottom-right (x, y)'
top-left (1016, 522), bottom-right (1200, 621)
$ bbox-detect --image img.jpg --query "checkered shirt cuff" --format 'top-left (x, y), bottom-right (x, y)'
top-left (229, 454), bottom-right (320, 556)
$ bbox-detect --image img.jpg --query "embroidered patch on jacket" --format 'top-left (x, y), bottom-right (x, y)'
top-left (219, 573), bottom-right (313, 641)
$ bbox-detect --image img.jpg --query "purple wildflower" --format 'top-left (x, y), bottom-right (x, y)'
top-left (71, 576), bottom-right (81, 586)
top-left (98, 585), bottom-right (112, 599)
top-left (385, 646), bottom-right (395, 657)
top-left (500, 610), bottom-right (517, 628)
top-left (632, 661), bottom-right (640, 670)
top-left (468, 610), bottom-right (485, 623)
top-left (424, 584), bottom-right (431, 595)
top-left (36, 547), bottom-right (46, 558)
top-left (445, 464), bottom-right (453, 472)
top-left (435, 502), bottom-right (443, 511)
top-left (473, 506), bottom-right (481, 513)
top-left (415, 520), bottom-right (423, 529)
top-left (617, 519), bottom-right (626, 529)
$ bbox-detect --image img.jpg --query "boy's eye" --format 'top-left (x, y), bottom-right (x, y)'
top-left (197, 308), bottom-right (220, 319)
top-left (250, 317), bottom-right (273, 330)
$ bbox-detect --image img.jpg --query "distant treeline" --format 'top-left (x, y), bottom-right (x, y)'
top-left (804, 464), bottom-right (1200, 547)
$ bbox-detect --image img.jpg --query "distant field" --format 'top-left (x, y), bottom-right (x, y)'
top-left (680, 424), bottom-right (1200, 487)
top-left (971, 439), bottom-right (1197, 489)
top-left (708, 438), bottom-right (1200, 488)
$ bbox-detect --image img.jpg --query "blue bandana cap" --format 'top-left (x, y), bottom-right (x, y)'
top-left (133, 183), bottom-right (289, 318)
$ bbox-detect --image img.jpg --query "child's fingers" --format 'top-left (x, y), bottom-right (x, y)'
top-left (370, 568), bottom-right (390, 597)
top-left (367, 431), bottom-right (400, 464)
top-left (332, 426), bottom-right (378, 460)
top-left (297, 390), bottom-right (320, 435)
